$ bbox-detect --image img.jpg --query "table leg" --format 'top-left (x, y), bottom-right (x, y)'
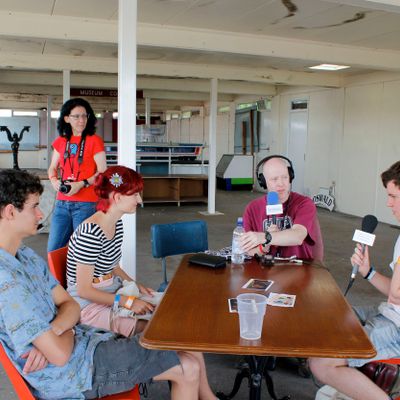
top-left (261, 358), bottom-right (290, 400)
top-left (248, 356), bottom-right (266, 400)
top-left (216, 356), bottom-right (290, 400)
top-left (216, 366), bottom-right (251, 399)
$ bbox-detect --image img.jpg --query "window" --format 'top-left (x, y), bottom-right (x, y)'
top-left (236, 102), bottom-right (256, 111)
top-left (181, 111), bottom-right (191, 119)
top-left (291, 100), bottom-right (308, 110)
top-left (13, 111), bottom-right (38, 117)
top-left (0, 109), bottom-right (12, 117)
top-left (218, 106), bottom-right (230, 114)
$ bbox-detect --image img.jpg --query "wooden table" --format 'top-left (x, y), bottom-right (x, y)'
top-left (140, 256), bottom-right (376, 399)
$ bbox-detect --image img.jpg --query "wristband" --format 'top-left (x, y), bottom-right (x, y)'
top-left (258, 244), bottom-right (267, 254)
top-left (264, 231), bottom-right (272, 246)
top-left (124, 296), bottom-right (136, 309)
top-left (364, 266), bottom-right (376, 281)
top-left (113, 294), bottom-right (121, 313)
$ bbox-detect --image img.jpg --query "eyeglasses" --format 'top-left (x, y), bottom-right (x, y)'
top-left (69, 113), bottom-right (89, 120)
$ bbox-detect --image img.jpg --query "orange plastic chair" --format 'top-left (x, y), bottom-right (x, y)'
top-left (0, 342), bottom-right (35, 399)
top-left (45, 247), bottom-right (140, 400)
top-left (1, 342), bottom-right (141, 399)
top-left (48, 245), bottom-right (68, 287)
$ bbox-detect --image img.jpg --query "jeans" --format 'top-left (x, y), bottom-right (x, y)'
top-left (83, 335), bottom-right (179, 399)
top-left (47, 200), bottom-right (97, 252)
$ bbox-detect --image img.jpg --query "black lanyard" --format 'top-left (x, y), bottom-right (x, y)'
top-left (61, 137), bottom-right (86, 181)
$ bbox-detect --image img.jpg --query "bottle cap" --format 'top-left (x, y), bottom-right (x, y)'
top-left (237, 217), bottom-right (243, 225)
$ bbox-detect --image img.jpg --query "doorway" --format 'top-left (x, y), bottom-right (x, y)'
top-left (287, 100), bottom-right (308, 194)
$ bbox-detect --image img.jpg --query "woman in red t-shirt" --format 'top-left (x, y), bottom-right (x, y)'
top-left (47, 98), bottom-right (106, 252)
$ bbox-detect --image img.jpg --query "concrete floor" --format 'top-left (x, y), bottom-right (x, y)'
top-left (1, 188), bottom-right (398, 400)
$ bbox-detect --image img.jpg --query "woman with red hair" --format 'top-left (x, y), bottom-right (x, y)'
top-left (65, 165), bottom-right (154, 337)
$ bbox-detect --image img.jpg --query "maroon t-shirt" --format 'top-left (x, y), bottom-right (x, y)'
top-left (243, 192), bottom-right (323, 260)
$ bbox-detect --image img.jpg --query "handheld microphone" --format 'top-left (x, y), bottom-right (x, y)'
top-left (266, 192), bottom-right (282, 225)
top-left (344, 214), bottom-right (378, 296)
top-left (37, 223), bottom-right (44, 231)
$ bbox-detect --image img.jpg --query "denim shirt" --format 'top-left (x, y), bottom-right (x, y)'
top-left (0, 246), bottom-right (113, 399)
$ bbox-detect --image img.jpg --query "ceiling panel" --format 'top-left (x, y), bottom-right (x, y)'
top-left (0, 0), bottom-right (54, 14)
top-left (353, 31), bottom-right (400, 50)
top-left (287, 9), bottom-right (400, 46)
top-left (241, 0), bottom-right (342, 34)
top-left (53, 0), bottom-right (118, 19)
top-left (160, 0), bottom-right (275, 30)
top-left (137, 45), bottom-right (369, 75)
top-left (137, 0), bottom-right (201, 24)
top-left (0, 36), bottom-right (44, 53)
top-left (0, 0), bottom-right (398, 89)
top-left (43, 40), bottom-right (117, 58)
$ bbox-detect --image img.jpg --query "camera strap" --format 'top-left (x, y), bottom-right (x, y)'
top-left (62, 137), bottom-right (86, 181)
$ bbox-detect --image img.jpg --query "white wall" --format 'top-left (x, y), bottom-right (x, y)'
top-left (257, 76), bottom-right (400, 224)
top-left (0, 149), bottom-right (48, 169)
top-left (377, 80), bottom-right (400, 223)
top-left (338, 84), bottom-right (382, 217)
top-left (259, 88), bottom-right (343, 199)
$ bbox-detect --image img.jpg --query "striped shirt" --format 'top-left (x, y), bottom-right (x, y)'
top-left (66, 219), bottom-right (124, 285)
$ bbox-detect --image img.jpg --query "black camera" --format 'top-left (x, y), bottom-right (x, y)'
top-left (59, 180), bottom-right (72, 194)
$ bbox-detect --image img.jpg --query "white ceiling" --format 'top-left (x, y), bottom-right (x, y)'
top-left (0, 0), bottom-right (400, 108)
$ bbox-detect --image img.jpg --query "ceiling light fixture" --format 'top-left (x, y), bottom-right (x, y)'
top-left (309, 64), bottom-right (350, 71)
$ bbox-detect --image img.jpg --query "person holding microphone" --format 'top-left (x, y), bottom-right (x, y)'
top-left (309, 161), bottom-right (400, 400)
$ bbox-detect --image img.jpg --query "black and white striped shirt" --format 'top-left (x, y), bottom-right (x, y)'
top-left (66, 219), bottom-right (124, 285)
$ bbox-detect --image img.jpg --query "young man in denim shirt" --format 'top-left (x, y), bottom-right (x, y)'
top-left (0, 169), bottom-right (217, 400)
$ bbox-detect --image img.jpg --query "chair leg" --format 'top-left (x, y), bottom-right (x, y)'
top-left (158, 281), bottom-right (169, 292)
top-left (159, 258), bottom-right (168, 292)
top-left (297, 358), bottom-right (311, 378)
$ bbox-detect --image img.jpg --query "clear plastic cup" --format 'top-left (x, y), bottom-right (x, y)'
top-left (237, 293), bottom-right (267, 340)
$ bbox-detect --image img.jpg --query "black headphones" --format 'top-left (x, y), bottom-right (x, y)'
top-left (256, 155), bottom-right (295, 189)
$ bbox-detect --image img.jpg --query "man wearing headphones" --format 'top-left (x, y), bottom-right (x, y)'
top-left (240, 155), bottom-right (323, 260)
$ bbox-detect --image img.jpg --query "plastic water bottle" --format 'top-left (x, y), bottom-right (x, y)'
top-left (231, 217), bottom-right (245, 264)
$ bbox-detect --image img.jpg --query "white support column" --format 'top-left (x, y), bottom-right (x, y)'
top-left (118, 0), bottom-right (137, 278)
top-left (204, 77), bottom-right (223, 215)
top-left (228, 102), bottom-right (236, 153)
top-left (46, 95), bottom-right (52, 168)
top-left (145, 97), bottom-right (151, 126)
top-left (62, 70), bottom-right (70, 102)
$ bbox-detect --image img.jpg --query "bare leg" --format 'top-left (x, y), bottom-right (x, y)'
top-left (153, 351), bottom-right (200, 400)
top-left (131, 319), bottom-right (147, 335)
top-left (309, 357), bottom-right (389, 400)
top-left (185, 352), bottom-right (216, 400)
